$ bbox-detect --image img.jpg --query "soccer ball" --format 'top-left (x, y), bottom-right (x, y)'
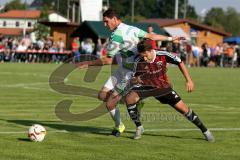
top-left (28, 124), bottom-right (46, 142)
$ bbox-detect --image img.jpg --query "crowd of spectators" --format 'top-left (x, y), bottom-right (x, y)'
top-left (0, 33), bottom-right (239, 67)
top-left (171, 41), bottom-right (240, 68)
top-left (0, 34), bottom-right (71, 63)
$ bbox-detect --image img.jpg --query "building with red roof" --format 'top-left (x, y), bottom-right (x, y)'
top-left (0, 10), bottom-right (41, 36)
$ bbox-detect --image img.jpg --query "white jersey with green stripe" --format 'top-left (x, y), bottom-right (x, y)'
top-left (107, 23), bottom-right (146, 70)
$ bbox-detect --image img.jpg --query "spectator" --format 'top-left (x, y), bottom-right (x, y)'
top-left (57, 38), bottom-right (65, 52)
top-left (16, 41), bottom-right (28, 62)
top-left (214, 43), bottom-right (222, 67)
top-left (81, 38), bottom-right (94, 55)
top-left (49, 44), bottom-right (58, 63)
top-left (0, 41), bottom-right (5, 63)
top-left (231, 45), bottom-right (238, 68)
top-left (201, 43), bottom-right (209, 67)
top-left (37, 38), bottom-right (45, 50)
top-left (147, 25), bottom-right (156, 49)
top-left (236, 45), bottom-right (240, 67)
top-left (192, 44), bottom-right (201, 67)
top-left (56, 37), bottom-right (65, 62)
top-left (21, 35), bottom-right (31, 49)
top-left (101, 37), bottom-right (109, 57)
top-left (72, 37), bottom-right (81, 63)
top-left (96, 37), bottom-right (103, 58)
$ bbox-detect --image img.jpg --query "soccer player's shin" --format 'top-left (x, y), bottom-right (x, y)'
top-left (184, 108), bottom-right (207, 133)
top-left (109, 106), bottom-right (123, 128)
top-left (127, 104), bottom-right (142, 127)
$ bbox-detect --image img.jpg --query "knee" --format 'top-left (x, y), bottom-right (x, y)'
top-left (98, 91), bottom-right (108, 101)
top-left (106, 101), bottom-right (115, 111)
top-left (125, 91), bottom-right (139, 106)
top-left (106, 96), bottom-right (119, 111)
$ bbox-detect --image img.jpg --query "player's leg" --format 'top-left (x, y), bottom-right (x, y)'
top-left (105, 90), bottom-right (125, 136)
top-left (125, 91), bottom-right (144, 139)
top-left (99, 76), bottom-right (124, 136)
top-left (155, 90), bottom-right (214, 142)
top-left (174, 100), bottom-right (214, 142)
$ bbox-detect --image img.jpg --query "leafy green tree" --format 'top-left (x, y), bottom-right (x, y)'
top-left (4, 0), bottom-right (27, 12)
top-left (31, 0), bottom-right (68, 17)
top-left (33, 6), bottom-right (50, 39)
top-left (186, 5), bottom-right (198, 20)
top-left (204, 7), bottom-right (225, 30)
top-left (157, 0), bottom-right (198, 19)
top-left (204, 7), bottom-right (240, 36)
top-left (223, 7), bottom-right (240, 36)
top-left (109, 0), bottom-right (198, 21)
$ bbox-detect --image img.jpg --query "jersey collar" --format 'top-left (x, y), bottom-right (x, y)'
top-left (114, 23), bottom-right (124, 31)
top-left (150, 50), bottom-right (157, 63)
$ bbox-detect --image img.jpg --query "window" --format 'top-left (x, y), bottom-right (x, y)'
top-left (16, 21), bottom-right (19, 27)
top-left (3, 21), bottom-right (6, 27)
top-left (28, 22), bottom-right (32, 27)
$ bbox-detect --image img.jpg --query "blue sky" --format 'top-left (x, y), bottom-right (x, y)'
top-left (1, 0), bottom-right (240, 16)
top-left (0, 0), bottom-right (34, 6)
top-left (188, 0), bottom-right (240, 15)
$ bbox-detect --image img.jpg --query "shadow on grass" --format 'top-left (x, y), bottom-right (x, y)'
top-left (124, 131), bottom-right (205, 141)
top-left (17, 138), bottom-right (32, 142)
top-left (3, 119), bottom-right (112, 136)
top-left (1, 119), bottom-right (205, 141)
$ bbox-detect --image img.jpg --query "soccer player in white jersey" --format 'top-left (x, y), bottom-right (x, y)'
top-left (94, 8), bottom-right (181, 136)
top-left (78, 8), bottom-right (177, 136)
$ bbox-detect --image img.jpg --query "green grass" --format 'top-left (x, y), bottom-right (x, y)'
top-left (0, 63), bottom-right (240, 160)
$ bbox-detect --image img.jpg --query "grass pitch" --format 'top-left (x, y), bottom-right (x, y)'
top-left (0, 63), bottom-right (239, 160)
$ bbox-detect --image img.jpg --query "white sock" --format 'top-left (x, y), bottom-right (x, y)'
top-left (109, 106), bottom-right (121, 127)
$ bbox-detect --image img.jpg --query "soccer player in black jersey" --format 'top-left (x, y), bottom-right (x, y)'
top-left (125, 39), bottom-right (214, 142)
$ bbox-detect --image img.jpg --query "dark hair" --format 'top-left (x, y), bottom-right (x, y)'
top-left (147, 24), bottom-right (153, 28)
top-left (137, 39), bottom-right (153, 53)
top-left (103, 8), bottom-right (120, 19)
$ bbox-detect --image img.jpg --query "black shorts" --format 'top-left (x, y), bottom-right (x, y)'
top-left (132, 86), bottom-right (181, 107)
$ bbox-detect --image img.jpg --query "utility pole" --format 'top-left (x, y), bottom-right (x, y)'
top-left (57, 0), bottom-right (59, 12)
top-left (23, 0), bottom-right (27, 37)
top-left (183, 0), bottom-right (187, 19)
top-left (72, 2), bottom-right (75, 22)
top-left (67, 0), bottom-right (69, 19)
top-left (131, 0), bottom-right (135, 22)
top-left (78, 0), bottom-right (81, 23)
top-left (174, 0), bottom-right (178, 19)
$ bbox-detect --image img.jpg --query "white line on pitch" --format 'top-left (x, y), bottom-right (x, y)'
top-left (132, 128), bottom-right (240, 132)
top-left (0, 130), bottom-right (68, 134)
top-left (1, 128), bottom-right (240, 134)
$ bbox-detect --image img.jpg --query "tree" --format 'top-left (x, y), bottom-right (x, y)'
top-left (109, 0), bottom-right (198, 21)
top-left (31, 0), bottom-right (68, 17)
top-left (223, 7), bottom-right (240, 36)
top-left (204, 7), bottom-right (225, 30)
top-left (157, 0), bottom-right (198, 19)
top-left (186, 5), bottom-right (198, 20)
top-left (204, 7), bottom-right (240, 36)
top-left (4, 0), bottom-right (27, 12)
top-left (33, 6), bottom-right (50, 39)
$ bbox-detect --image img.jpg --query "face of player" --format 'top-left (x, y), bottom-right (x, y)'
top-left (103, 17), bottom-right (119, 31)
top-left (140, 50), bottom-right (155, 63)
top-left (147, 27), bottom-right (153, 33)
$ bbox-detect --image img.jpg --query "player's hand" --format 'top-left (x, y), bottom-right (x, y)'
top-left (186, 80), bottom-right (194, 92)
top-left (131, 76), bottom-right (143, 85)
top-left (173, 36), bottom-right (186, 43)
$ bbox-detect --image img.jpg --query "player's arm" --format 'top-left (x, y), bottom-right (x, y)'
top-left (164, 51), bottom-right (194, 92)
top-left (145, 33), bottom-right (181, 42)
top-left (75, 57), bottom-right (112, 69)
top-left (178, 62), bottom-right (194, 92)
top-left (75, 38), bottom-right (120, 68)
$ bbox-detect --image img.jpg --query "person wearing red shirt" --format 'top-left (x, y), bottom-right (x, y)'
top-left (125, 39), bottom-right (214, 142)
